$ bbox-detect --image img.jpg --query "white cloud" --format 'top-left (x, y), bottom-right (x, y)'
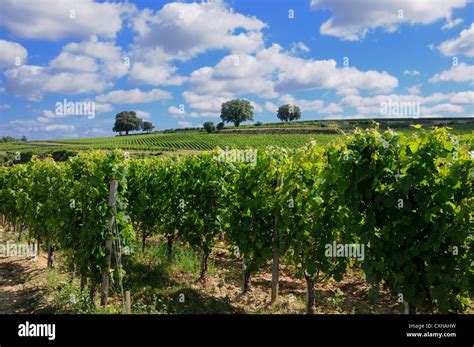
top-left (0, 40), bottom-right (27, 69)
top-left (127, 1), bottom-right (266, 87)
top-left (264, 101), bottom-right (278, 113)
top-left (278, 94), bottom-right (343, 114)
top-left (128, 47), bottom-right (186, 86)
top-left (183, 91), bottom-right (230, 114)
top-left (44, 124), bottom-right (75, 132)
top-left (310, 0), bottom-right (468, 41)
top-left (5, 65), bottom-right (110, 101)
top-left (0, 0), bottom-right (132, 40)
top-left (96, 88), bottom-right (172, 104)
top-left (422, 103), bottom-right (464, 114)
top-left (177, 121), bottom-right (193, 128)
top-left (438, 23), bottom-right (474, 57)
top-left (406, 84), bottom-right (422, 95)
top-left (36, 109), bottom-right (66, 124)
top-left (429, 63), bottom-right (474, 83)
top-left (131, 1), bottom-right (266, 59)
top-left (135, 110), bottom-right (151, 119)
top-left (441, 17), bottom-right (464, 30)
top-left (187, 44), bottom-right (398, 105)
top-left (290, 42), bottom-right (310, 55)
top-left (449, 91), bottom-right (474, 104)
top-left (54, 37), bottom-right (130, 78)
top-left (404, 70), bottom-right (420, 76)
top-left (340, 91), bottom-right (472, 117)
top-left (168, 105), bottom-right (186, 118)
top-left (4, 37), bottom-right (128, 100)
top-left (95, 103), bottom-right (114, 114)
top-left (0, 104), bottom-right (11, 110)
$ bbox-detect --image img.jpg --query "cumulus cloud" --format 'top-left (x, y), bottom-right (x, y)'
top-left (278, 94), bottom-right (340, 113)
top-left (135, 110), bottom-right (151, 119)
top-left (44, 124), bottom-right (75, 132)
top-left (187, 44), bottom-right (398, 105)
top-left (36, 109), bottom-right (67, 124)
top-left (177, 121), bottom-right (194, 128)
top-left (310, 0), bottom-right (468, 41)
top-left (128, 47), bottom-right (186, 86)
top-left (340, 91), bottom-right (472, 117)
top-left (168, 105), bottom-right (186, 118)
top-left (438, 23), bottom-right (474, 57)
top-left (131, 1), bottom-right (266, 59)
top-left (183, 91), bottom-right (231, 114)
top-left (0, 40), bottom-right (27, 70)
top-left (5, 65), bottom-right (111, 101)
top-left (406, 84), bottom-right (422, 95)
top-left (53, 37), bottom-right (130, 78)
top-left (429, 63), bottom-right (474, 83)
top-left (96, 88), bottom-right (172, 104)
top-left (127, 1), bottom-right (266, 86)
top-left (0, 0), bottom-right (132, 40)
top-left (449, 91), bottom-right (474, 104)
top-left (4, 37), bottom-right (128, 100)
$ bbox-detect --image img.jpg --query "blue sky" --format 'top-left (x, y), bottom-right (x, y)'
top-left (0, 0), bottom-right (473, 140)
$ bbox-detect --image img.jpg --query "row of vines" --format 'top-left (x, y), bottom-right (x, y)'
top-left (0, 128), bottom-right (472, 313)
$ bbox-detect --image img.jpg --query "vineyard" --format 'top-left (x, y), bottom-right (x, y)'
top-left (1, 123), bottom-right (472, 157)
top-left (0, 132), bottom-right (337, 154)
top-left (0, 127), bottom-right (472, 314)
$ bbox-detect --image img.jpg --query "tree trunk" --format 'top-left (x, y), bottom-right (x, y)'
top-left (141, 233), bottom-right (147, 254)
top-left (47, 242), bottom-right (54, 268)
top-left (404, 301), bottom-right (417, 314)
top-left (271, 178), bottom-right (282, 304)
top-left (100, 239), bottom-right (113, 306)
top-left (17, 224), bottom-right (23, 241)
top-left (271, 226), bottom-right (280, 303)
top-left (80, 275), bottom-right (87, 292)
top-left (89, 281), bottom-right (97, 305)
top-left (71, 263), bottom-right (77, 279)
top-left (166, 235), bottom-right (173, 261)
top-left (242, 264), bottom-right (251, 293)
top-left (199, 251), bottom-right (209, 281)
top-left (305, 274), bottom-right (315, 314)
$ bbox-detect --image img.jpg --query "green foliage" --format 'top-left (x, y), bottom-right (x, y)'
top-left (277, 104), bottom-right (302, 122)
top-left (142, 121), bottom-right (154, 133)
top-left (222, 149), bottom-right (279, 275)
top-left (0, 128), bottom-right (472, 313)
top-left (220, 99), bottom-right (254, 127)
top-left (330, 128), bottom-right (473, 312)
top-left (113, 111), bottom-right (143, 135)
top-left (178, 153), bottom-right (227, 277)
top-left (203, 122), bottom-right (216, 133)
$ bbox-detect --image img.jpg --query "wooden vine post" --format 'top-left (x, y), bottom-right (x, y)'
top-left (271, 176), bottom-right (283, 304)
top-left (100, 180), bottom-right (118, 306)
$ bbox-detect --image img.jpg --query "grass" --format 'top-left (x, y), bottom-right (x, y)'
top-left (41, 239), bottom-right (220, 314)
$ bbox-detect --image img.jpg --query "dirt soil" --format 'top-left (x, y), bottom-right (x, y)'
top-left (0, 228), bottom-right (49, 314)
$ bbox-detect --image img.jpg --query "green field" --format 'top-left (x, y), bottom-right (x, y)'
top-left (0, 121), bottom-right (472, 157)
top-left (0, 132), bottom-right (339, 153)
